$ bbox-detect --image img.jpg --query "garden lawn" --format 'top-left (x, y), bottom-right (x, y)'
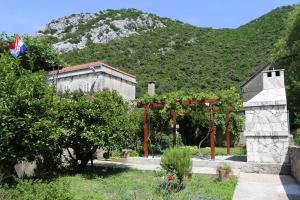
top-left (62, 168), bottom-right (237, 200)
top-left (0, 168), bottom-right (237, 200)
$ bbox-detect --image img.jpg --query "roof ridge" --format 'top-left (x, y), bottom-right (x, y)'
top-left (48, 61), bottom-right (136, 78)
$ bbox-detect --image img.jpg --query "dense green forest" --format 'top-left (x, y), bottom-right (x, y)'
top-left (60, 6), bottom-right (293, 97)
top-left (273, 4), bottom-right (300, 129)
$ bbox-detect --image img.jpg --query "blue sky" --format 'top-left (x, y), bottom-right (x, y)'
top-left (1, 0), bottom-right (299, 35)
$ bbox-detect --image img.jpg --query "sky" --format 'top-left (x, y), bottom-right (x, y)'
top-left (1, 0), bottom-right (299, 35)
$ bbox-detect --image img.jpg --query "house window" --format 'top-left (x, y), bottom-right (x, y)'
top-left (276, 71), bottom-right (280, 76)
top-left (82, 82), bottom-right (90, 93)
top-left (267, 72), bottom-right (272, 77)
top-left (64, 85), bottom-right (70, 92)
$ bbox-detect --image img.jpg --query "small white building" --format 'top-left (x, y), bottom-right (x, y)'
top-left (47, 61), bottom-right (136, 100)
top-left (242, 65), bottom-right (290, 163)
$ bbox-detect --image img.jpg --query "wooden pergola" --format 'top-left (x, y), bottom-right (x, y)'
top-left (137, 98), bottom-right (234, 160)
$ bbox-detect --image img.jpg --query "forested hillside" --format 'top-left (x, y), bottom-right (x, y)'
top-left (56, 6), bottom-right (294, 96)
top-left (273, 4), bottom-right (300, 129)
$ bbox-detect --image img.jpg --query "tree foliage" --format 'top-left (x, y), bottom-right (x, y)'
top-left (57, 91), bottom-right (140, 170)
top-left (273, 4), bottom-right (300, 128)
top-left (0, 33), bottom-right (63, 72)
top-left (60, 6), bottom-right (293, 97)
top-left (136, 88), bottom-right (244, 147)
top-left (0, 53), bottom-right (62, 177)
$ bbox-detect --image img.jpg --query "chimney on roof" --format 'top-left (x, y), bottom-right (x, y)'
top-left (263, 69), bottom-right (285, 90)
top-left (148, 81), bottom-right (156, 96)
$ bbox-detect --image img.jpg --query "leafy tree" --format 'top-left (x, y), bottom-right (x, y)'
top-left (0, 32), bottom-right (63, 72)
top-left (0, 33), bottom-right (66, 180)
top-left (57, 91), bottom-right (140, 170)
top-left (273, 4), bottom-right (300, 129)
top-left (0, 53), bottom-right (62, 179)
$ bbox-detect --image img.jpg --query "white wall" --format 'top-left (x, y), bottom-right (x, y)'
top-left (48, 65), bottom-right (136, 101)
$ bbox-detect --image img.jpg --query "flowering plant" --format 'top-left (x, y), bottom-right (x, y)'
top-left (167, 175), bottom-right (173, 181)
top-left (157, 171), bottom-right (184, 194)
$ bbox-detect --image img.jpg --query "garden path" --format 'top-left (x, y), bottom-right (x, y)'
top-left (232, 172), bottom-right (300, 200)
top-left (90, 159), bottom-right (240, 176)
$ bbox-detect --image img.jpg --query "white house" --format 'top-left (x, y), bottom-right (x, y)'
top-left (47, 61), bottom-right (136, 100)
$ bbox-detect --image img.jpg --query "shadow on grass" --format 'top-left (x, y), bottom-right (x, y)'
top-left (0, 171), bottom-right (61, 187)
top-left (1, 161), bottom-right (132, 187)
top-left (80, 165), bottom-right (130, 180)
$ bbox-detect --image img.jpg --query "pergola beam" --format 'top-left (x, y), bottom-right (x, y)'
top-left (138, 98), bottom-right (232, 160)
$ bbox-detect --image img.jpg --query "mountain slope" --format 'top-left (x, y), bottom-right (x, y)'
top-left (41, 6), bottom-right (294, 96)
top-left (38, 9), bottom-right (175, 52)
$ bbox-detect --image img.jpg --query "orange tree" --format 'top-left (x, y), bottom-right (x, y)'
top-left (57, 91), bottom-right (140, 170)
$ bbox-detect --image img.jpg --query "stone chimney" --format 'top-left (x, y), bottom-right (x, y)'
top-left (262, 69), bottom-right (285, 90)
top-left (148, 81), bottom-right (155, 96)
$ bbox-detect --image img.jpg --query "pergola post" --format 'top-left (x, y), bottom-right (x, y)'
top-left (209, 107), bottom-right (215, 160)
top-left (225, 110), bottom-right (231, 155)
top-left (172, 111), bottom-right (177, 147)
top-left (138, 97), bottom-right (225, 160)
top-left (143, 105), bottom-right (149, 157)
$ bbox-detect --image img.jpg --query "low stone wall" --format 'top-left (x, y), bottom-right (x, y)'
top-left (289, 146), bottom-right (300, 184)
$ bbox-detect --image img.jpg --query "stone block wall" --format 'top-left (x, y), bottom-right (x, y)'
top-left (289, 146), bottom-right (300, 184)
top-left (247, 137), bottom-right (289, 163)
top-left (244, 105), bottom-right (290, 163)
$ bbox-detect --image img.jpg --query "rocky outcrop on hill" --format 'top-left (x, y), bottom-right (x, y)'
top-left (38, 9), bottom-right (170, 52)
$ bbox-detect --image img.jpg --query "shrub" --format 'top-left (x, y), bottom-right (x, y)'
top-left (161, 147), bottom-right (192, 184)
top-left (217, 164), bottom-right (232, 181)
top-left (111, 150), bottom-right (122, 158)
top-left (216, 164), bottom-right (232, 173)
top-left (0, 179), bottom-right (73, 200)
top-left (130, 150), bottom-right (139, 157)
top-left (178, 146), bottom-right (199, 156)
top-left (103, 152), bottom-right (110, 160)
top-left (293, 129), bottom-right (300, 146)
top-left (148, 132), bottom-right (185, 155)
top-left (160, 133), bottom-right (184, 149)
top-left (157, 173), bottom-right (183, 194)
top-left (135, 146), bottom-right (144, 156)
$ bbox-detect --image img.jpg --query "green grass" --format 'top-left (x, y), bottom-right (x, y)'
top-left (1, 168), bottom-right (237, 200)
top-left (62, 168), bottom-right (237, 200)
top-left (179, 146), bottom-right (246, 157)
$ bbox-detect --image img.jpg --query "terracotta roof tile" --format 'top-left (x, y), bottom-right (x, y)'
top-left (48, 61), bottom-right (135, 78)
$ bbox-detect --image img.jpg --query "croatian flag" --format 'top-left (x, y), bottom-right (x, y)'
top-left (8, 35), bottom-right (26, 57)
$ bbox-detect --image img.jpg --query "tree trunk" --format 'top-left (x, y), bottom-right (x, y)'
top-left (75, 146), bottom-right (98, 171)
